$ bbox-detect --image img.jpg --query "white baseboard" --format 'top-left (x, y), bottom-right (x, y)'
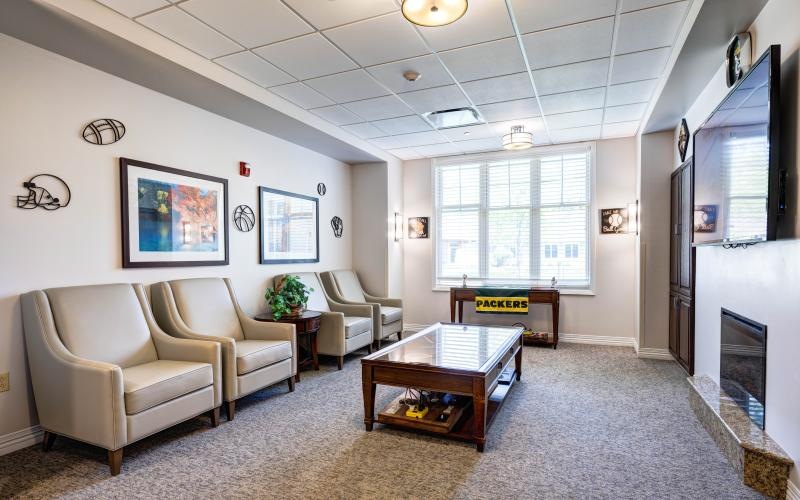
top-left (404, 324), bottom-right (635, 348)
top-left (787, 479), bottom-right (800, 500)
top-left (0, 425), bottom-right (42, 456)
top-left (636, 347), bottom-right (674, 360)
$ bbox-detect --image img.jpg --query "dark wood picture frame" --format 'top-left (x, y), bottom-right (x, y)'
top-left (120, 157), bottom-right (229, 268)
top-left (258, 186), bottom-right (319, 264)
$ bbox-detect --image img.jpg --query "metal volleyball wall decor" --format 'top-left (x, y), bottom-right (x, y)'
top-left (82, 118), bottom-right (126, 145)
top-left (331, 216), bottom-right (343, 238)
top-left (233, 204), bottom-right (255, 232)
top-left (17, 174), bottom-right (71, 210)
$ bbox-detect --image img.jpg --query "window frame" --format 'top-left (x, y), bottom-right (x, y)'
top-left (430, 143), bottom-right (597, 295)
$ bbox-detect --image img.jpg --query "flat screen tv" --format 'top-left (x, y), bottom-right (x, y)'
top-left (693, 45), bottom-right (782, 246)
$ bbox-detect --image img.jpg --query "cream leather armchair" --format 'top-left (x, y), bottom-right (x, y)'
top-left (151, 278), bottom-right (296, 421)
top-left (21, 283), bottom-right (222, 475)
top-left (275, 272), bottom-right (373, 370)
top-left (320, 270), bottom-right (403, 348)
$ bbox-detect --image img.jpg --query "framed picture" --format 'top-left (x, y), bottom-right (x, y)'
top-left (599, 208), bottom-right (629, 234)
top-left (259, 186), bottom-right (319, 264)
top-left (120, 157), bottom-right (228, 268)
top-left (408, 217), bottom-right (429, 239)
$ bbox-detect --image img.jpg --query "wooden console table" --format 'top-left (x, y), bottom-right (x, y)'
top-left (449, 287), bottom-right (560, 348)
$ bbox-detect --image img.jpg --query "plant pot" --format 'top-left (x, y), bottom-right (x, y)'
top-left (284, 304), bottom-right (305, 318)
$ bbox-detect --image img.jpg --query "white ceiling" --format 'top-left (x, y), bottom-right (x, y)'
top-left (95, 0), bottom-right (692, 160)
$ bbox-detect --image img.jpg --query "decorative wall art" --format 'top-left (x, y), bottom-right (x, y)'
top-left (678, 119), bottom-right (689, 162)
top-left (408, 217), bottom-right (429, 239)
top-left (82, 118), bottom-right (126, 145)
top-left (120, 158), bottom-right (229, 268)
top-left (259, 186), bottom-right (319, 264)
top-left (694, 205), bottom-right (718, 233)
top-left (331, 216), bottom-right (343, 238)
top-left (599, 208), bottom-right (629, 234)
top-left (726, 32), bottom-right (751, 87)
top-left (16, 174), bottom-right (71, 210)
top-left (317, 183), bottom-right (327, 196)
top-left (233, 204), bottom-right (255, 232)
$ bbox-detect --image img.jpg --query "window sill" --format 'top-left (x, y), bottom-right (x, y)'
top-left (432, 286), bottom-right (595, 296)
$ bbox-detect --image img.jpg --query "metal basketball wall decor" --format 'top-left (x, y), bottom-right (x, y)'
top-left (317, 183), bottom-right (327, 196)
top-left (233, 204), bottom-right (255, 232)
top-left (82, 118), bottom-right (126, 145)
top-left (331, 216), bottom-right (343, 238)
top-left (17, 174), bottom-right (71, 210)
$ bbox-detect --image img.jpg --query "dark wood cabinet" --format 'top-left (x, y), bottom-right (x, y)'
top-left (669, 158), bottom-right (694, 374)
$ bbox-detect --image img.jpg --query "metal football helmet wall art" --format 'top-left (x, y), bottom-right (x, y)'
top-left (17, 174), bottom-right (71, 210)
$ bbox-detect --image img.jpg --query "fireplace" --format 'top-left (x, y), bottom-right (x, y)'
top-left (720, 309), bottom-right (767, 429)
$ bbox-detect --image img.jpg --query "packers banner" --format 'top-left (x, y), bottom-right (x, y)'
top-left (475, 288), bottom-right (529, 314)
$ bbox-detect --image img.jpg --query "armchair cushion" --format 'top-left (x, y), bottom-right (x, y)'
top-left (330, 270), bottom-right (366, 302)
top-left (168, 278), bottom-right (244, 340)
top-left (236, 339), bottom-right (292, 375)
top-left (122, 360), bottom-right (212, 415)
top-left (344, 316), bottom-right (372, 338)
top-left (380, 306), bottom-right (403, 325)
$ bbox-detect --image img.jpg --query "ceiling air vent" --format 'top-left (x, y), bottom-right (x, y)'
top-left (424, 107), bottom-right (483, 129)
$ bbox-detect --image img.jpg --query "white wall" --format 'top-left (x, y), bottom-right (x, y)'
top-left (675, 0), bottom-right (800, 483)
top-left (351, 163), bottom-right (388, 296)
top-left (402, 138), bottom-right (637, 340)
top-left (0, 35), bottom-right (355, 438)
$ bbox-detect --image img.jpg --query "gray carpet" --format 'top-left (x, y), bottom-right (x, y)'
top-left (0, 343), bottom-right (763, 499)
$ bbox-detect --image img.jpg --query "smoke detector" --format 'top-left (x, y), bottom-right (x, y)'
top-left (403, 70), bottom-right (421, 82)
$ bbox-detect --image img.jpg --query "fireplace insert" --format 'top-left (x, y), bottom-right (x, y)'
top-left (720, 308), bottom-right (767, 429)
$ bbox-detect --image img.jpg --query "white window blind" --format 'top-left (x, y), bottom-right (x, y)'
top-left (434, 146), bottom-right (593, 289)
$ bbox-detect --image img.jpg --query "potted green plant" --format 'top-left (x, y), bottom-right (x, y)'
top-left (264, 275), bottom-right (313, 320)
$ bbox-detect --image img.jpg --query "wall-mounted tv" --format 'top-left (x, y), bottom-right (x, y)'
top-left (693, 45), bottom-right (782, 246)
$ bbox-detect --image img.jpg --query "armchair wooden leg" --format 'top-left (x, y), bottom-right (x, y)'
top-left (337, 356), bottom-right (344, 370)
top-left (42, 431), bottom-right (56, 451)
top-left (108, 448), bottom-right (123, 476)
top-left (287, 377), bottom-right (295, 392)
top-left (209, 407), bottom-right (220, 428)
top-left (367, 344), bottom-right (373, 354)
top-left (225, 400), bottom-right (236, 421)
top-left (397, 331), bottom-right (403, 340)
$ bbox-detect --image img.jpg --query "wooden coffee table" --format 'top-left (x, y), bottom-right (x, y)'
top-left (361, 322), bottom-right (523, 451)
top-left (254, 310), bottom-right (320, 382)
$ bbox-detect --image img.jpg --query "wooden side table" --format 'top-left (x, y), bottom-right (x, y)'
top-left (254, 310), bottom-right (321, 382)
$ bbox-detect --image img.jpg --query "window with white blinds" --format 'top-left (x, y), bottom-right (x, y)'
top-left (433, 146), bottom-right (593, 289)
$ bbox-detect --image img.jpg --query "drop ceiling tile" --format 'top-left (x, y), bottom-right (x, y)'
top-left (97, 0), bottom-right (168, 17)
top-left (604, 102), bottom-right (648, 123)
top-left (539, 88), bottom-right (605, 115)
top-left (343, 95), bottom-right (414, 121)
top-left (615, 1), bottom-right (688, 55)
top-left (268, 82), bottom-right (333, 108)
top-left (309, 105), bottom-right (363, 126)
top-left (417, 0), bottom-right (515, 51)
top-left (533, 58), bottom-right (610, 95)
top-left (441, 124), bottom-right (496, 142)
top-left (372, 115), bottom-right (432, 135)
top-left (215, 51), bottom-right (294, 87)
top-left (611, 47), bottom-right (671, 84)
top-left (323, 13), bottom-right (429, 67)
top-left (416, 142), bottom-right (465, 157)
top-left (523, 18), bottom-right (613, 70)
top-left (253, 34), bottom-right (357, 80)
top-left (181, 0), bottom-right (312, 48)
top-left (605, 79), bottom-right (658, 106)
top-left (305, 69), bottom-right (389, 103)
top-left (621, 0), bottom-right (681, 14)
top-left (549, 125), bottom-right (602, 144)
top-left (439, 38), bottom-right (526, 82)
top-left (366, 55), bottom-right (455, 93)
top-left (341, 122), bottom-right (386, 140)
top-left (399, 85), bottom-right (470, 114)
top-left (371, 131), bottom-right (446, 149)
top-left (458, 137), bottom-right (504, 153)
top-left (547, 109), bottom-right (604, 130)
top-left (460, 73), bottom-right (533, 106)
top-left (511, 0), bottom-right (617, 34)
top-left (283, 0), bottom-right (397, 30)
top-left (138, 7), bottom-right (242, 58)
top-left (602, 121), bottom-right (640, 138)
top-left (478, 98), bottom-right (541, 123)
top-left (388, 147), bottom-right (425, 160)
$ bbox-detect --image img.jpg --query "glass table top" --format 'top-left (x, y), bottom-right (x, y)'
top-left (368, 323), bottom-right (522, 371)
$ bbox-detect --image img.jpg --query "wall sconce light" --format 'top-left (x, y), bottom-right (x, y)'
top-left (394, 212), bottom-right (403, 241)
top-left (627, 201), bottom-right (639, 235)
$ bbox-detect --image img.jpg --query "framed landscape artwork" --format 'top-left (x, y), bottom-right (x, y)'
top-left (120, 157), bottom-right (228, 268)
top-left (259, 186), bottom-right (319, 264)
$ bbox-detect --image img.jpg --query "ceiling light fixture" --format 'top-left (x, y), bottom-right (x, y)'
top-left (502, 125), bottom-right (533, 150)
top-left (401, 0), bottom-right (468, 27)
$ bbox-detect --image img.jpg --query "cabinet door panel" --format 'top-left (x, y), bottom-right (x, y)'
top-left (668, 295), bottom-right (678, 355)
top-left (680, 164), bottom-right (693, 291)
top-left (670, 172), bottom-right (681, 288)
top-left (678, 296), bottom-right (692, 367)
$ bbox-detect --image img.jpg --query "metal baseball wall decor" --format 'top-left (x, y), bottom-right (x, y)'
top-left (82, 118), bottom-right (126, 145)
top-left (17, 174), bottom-right (71, 210)
top-left (331, 216), bottom-right (343, 238)
top-left (317, 183), bottom-right (327, 196)
top-left (233, 204), bottom-right (255, 232)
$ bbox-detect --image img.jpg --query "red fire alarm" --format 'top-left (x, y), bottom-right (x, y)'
top-left (239, 162), bottom-right (251, 177)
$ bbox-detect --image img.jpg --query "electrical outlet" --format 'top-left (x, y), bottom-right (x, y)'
top-left (0, 372), bottom-right (9, 393)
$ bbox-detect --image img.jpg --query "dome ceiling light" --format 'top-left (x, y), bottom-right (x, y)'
top-left (401, 0), bottom-right (468, 27)
top-left (502, 125), bottom-right (533, 150)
